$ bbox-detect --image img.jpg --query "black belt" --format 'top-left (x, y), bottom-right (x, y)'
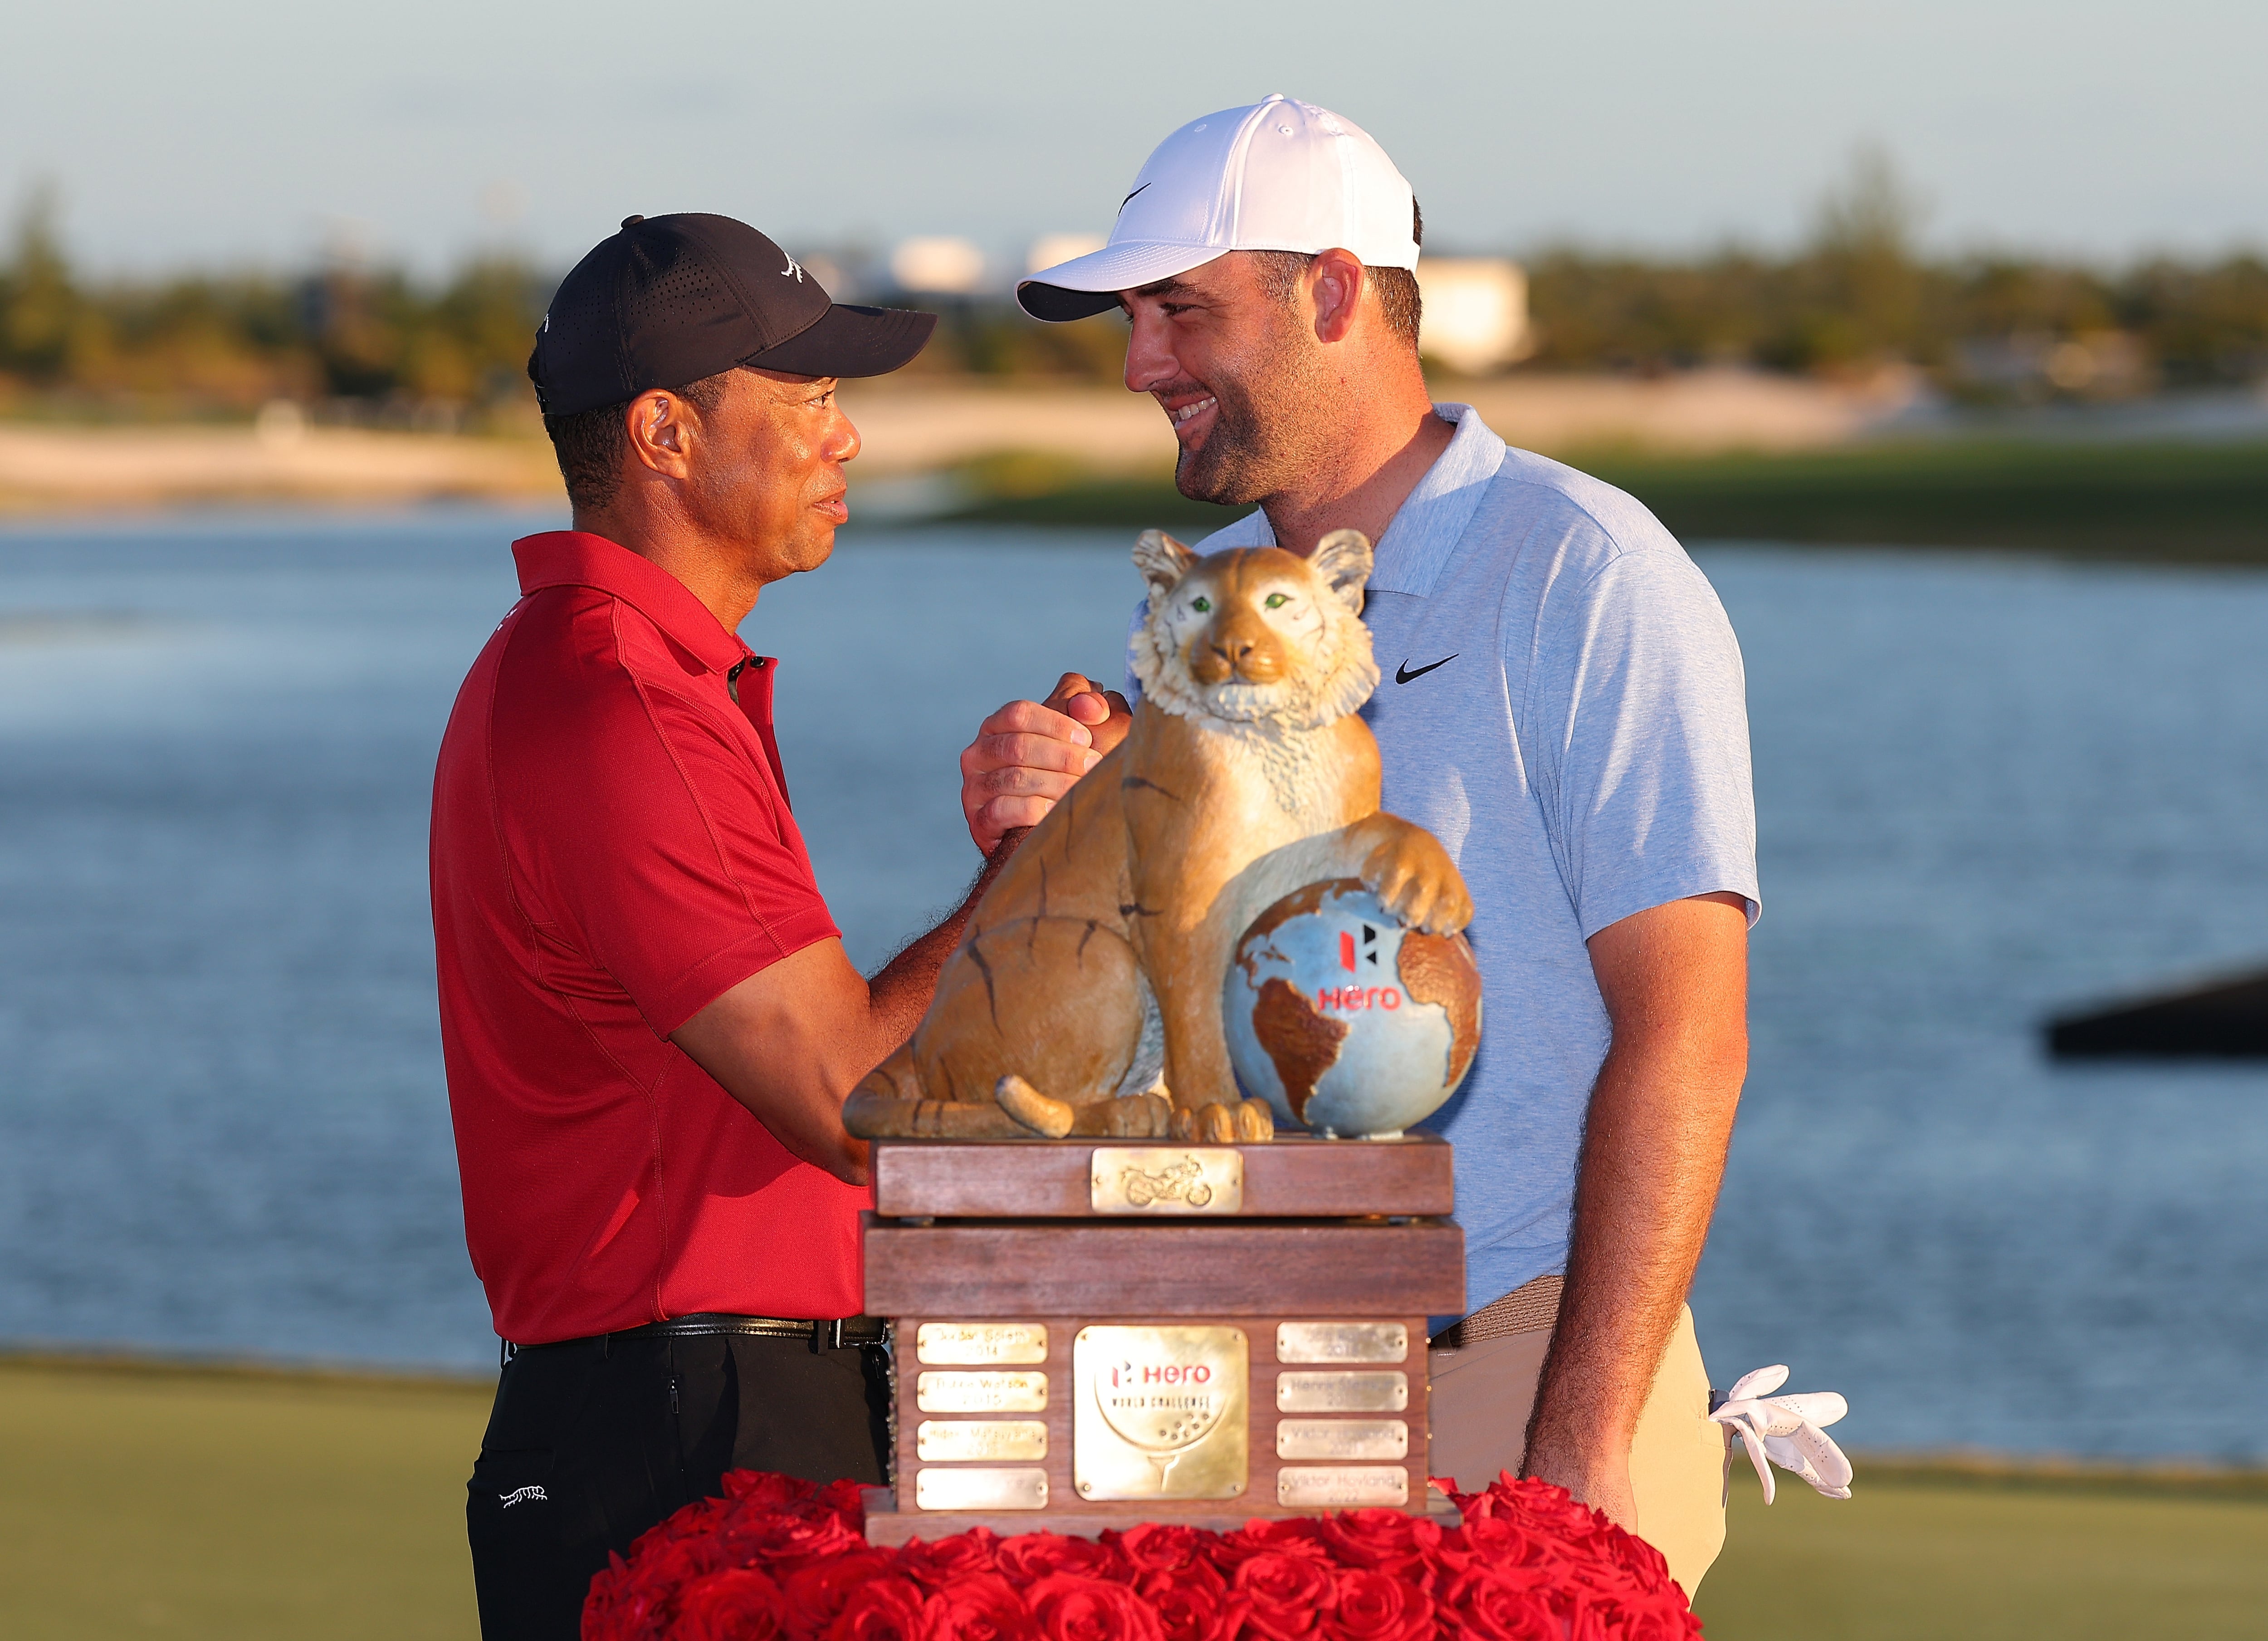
top-left (505, 1313), bottom-right (887, 1364)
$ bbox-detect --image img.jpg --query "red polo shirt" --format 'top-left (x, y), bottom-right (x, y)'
top-left (430, 530), bottom-right (864, 1345)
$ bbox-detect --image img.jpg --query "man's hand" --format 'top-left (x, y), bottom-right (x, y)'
top-left (959, 671), bottom-right (1132, 853)
top-left (1520, 891), bottom-right (1750, 1531)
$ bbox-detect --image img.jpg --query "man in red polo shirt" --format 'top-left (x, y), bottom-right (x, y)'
top-left (430, 215), bottom-right (1053, 1637)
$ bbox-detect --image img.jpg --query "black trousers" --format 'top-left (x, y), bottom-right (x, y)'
top-left (466, 1332), bottom-right (891, 1640)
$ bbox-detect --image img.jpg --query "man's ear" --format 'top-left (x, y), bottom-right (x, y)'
top-left (624, 387), bottom-right (697, 479)
top-left (1133, 529), bottom-right (1198, 600)
top-left (1308, 249), bottom-right (1366, 345)
top-left (1309, 528), bottom-right (1373, 613)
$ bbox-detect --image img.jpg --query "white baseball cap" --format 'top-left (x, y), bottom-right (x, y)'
top-left (1018, 94), bottom-right (1418, 322)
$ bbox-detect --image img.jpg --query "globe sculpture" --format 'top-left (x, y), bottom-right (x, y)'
top-left (1222, 878), bottom-right (1482, 1138)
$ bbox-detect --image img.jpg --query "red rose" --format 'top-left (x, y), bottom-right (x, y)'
top-left (1024, 1574), bottom-right (1165, 1641)
top-left (1230, 1549), bottom-right (1335, 1641)
top-left (1208, 1518), bottom-right (1330, 1572)
top-left (733, 1508), bottom-right (867, 1576)
top-left (1107, 1523), bottom-right (1207, 1574)
top-left (724, 1471), bottom-right (821, 1511)
top-left (829, 1576), bottom-right (932, 1641)
top-left (1314, 1510), bottom-right (1440, 1577)
top-left (1317, 1568), bottom-right (1431, 1641)
top-left (921, 1572), bottom-right (1037, 1641)
top-left (1137, 1563), bottom-right (1245, 1641)
top-left (784, 1552), bottom-right (897, 1640)
top-left (1437, 1567), bottom-right (1561, 1641)
top-left (672, 1567), bottom-right (787, 1641)
top-left (814, 1478), bottom-right (873, 1527)
top-left (997, 1533), bottom-right (1129, 1586)
top-left (899, 1529), bottom-right (1004, 1591)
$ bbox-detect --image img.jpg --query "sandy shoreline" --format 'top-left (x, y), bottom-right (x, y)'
top-left (0, 371), bottom-right (1904, 517)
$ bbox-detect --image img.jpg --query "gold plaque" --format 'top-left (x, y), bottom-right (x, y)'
top-left (1089, 1148), bottom-right (1243, 1215)
top-left (1073, 1325), bottom-right (1248, 1499)
top-left (1277, 1465), bottom-right (1410, 1508)
top-left (917, 1323), bottom-right (1049, 1365)
top-left (1276, 1323), bottom-right (1409, 1364)
top-left (1276, 1371), bottom-right (1408, 1412)
top-left (917, 1420), bottom-right (1048, 1462)
top-left (914, 1467), bottom-right (1048, 1511)
top-left (917, 1371), bottom-right (1048, 1413)
top-left (1276, 1419), bottom-right (1408, 1461)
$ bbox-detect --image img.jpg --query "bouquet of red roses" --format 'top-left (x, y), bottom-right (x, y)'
top-left (582, 1470), bottom-right (1701, 1641)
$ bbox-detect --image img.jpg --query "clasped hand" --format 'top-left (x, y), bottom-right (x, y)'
top-left (959, 671), bottom-right (1133, 853)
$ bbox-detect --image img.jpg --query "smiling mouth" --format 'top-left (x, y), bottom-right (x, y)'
top-left (1169, 396), bottom-right (1217, 427)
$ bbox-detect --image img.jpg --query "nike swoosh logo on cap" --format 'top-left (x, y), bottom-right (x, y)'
top-left (1395, 654), bottom-right (1458, 684)
top-left (1118, 182), bottom-right (1150, 214)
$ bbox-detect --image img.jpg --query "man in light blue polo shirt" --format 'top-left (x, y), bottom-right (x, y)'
top-left (958, 97), bottom-right (1755, 1593)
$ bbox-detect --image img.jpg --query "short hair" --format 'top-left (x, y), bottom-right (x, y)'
top-left (1251, 200), bottom-right (1424, 350)
top-left (543, 369), bottom-right (735, 514)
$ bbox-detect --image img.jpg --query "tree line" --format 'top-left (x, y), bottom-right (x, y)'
top-left (3, 164), bottom-right (2263, 422)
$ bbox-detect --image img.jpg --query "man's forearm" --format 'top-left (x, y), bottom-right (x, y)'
top-left (1522, 1039), bottom-right (1741, 1467)
top-left (1519, 892), bottom-right (1748, 1523)
top-left (860, 828), bottom-right (1027, 1057)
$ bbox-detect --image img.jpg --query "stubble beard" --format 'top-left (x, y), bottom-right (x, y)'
top-left (1171, 324), bottom-right (1328, 509)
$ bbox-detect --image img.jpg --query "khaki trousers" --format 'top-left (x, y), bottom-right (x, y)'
top-left (1427, 1300), bottom-right (1726, 1597)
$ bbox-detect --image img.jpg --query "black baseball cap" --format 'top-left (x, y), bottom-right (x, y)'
top-left (528, 213), bottom-right (937, 416)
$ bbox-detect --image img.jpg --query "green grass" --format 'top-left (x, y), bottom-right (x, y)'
top-left (4, 1353), bottom-right (2265, 1638)
top-left (0, 1355), bottom-right (489, 1640)
top-left (943, 439), bottom-right (2268, 563)
top-left (1694, 1461), bottom-right (2268, 1639)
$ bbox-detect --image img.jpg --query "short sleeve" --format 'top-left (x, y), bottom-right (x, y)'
top-left (1520, 547), bottom-right (1759, 939)
top-left (511, 674), bottom-right (839, 1037)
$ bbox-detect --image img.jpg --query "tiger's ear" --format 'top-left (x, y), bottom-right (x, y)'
top-left (1309, 529), bottom-right (1373, 614)
top-left (1133, 529), bottom-right (1199, 600)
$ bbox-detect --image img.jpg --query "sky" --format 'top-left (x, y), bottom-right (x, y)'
top-left (4, 0), bottom-right (2262, 277)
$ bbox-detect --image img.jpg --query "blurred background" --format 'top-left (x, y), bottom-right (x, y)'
top-left (3, 3), bottom-right (2264, 1637)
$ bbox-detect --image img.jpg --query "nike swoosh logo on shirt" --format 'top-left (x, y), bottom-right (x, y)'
top-left (1395, 654), bottom-right (1458, 685)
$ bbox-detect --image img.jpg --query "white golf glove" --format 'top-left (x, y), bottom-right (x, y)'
top-left (1710, 1365), bottom-right (1853, 1504)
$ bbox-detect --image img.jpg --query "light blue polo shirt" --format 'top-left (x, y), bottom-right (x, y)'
top-left (1127, 404), bottom-right (1759, 1321)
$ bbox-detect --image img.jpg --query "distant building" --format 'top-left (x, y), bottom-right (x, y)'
top-left (1027, 233), bottom-right (1106, 275)
top-left (1415, 259), bottom-right (1529, 376)
top-left (890, 237), bottom-right (988, 296)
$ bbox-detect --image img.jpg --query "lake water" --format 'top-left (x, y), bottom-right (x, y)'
top-left (2, 507), bottom-right (2264, 1463)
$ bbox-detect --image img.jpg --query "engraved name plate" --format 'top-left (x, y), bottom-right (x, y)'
top-left (1090, 1148), bottom-right (1243, 1215)
top-left (1276, 1322), bottom-right (1409, 1364)
top-left (915, 1467), bottom-right (1048, 1511)
top-left (917, 1371), bottom-right (1049, 1413)
top-left (1073, 1325), bottom-right (1248, 1500)
top-left (1277, 1465), bottom-right (1410, 1508)
top-left (917, 1323), bottom-right (1049, 1365)
top-left (917, 1420), bottom-right (1048, 1462)
top-left (1276, 1418), bottom-right (1409, 1461)
top-left (1276, 1371), bottom-right (1408, 1413)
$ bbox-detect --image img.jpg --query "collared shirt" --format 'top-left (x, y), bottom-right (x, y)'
top-left (1131, 406), bottom-right (1760, 1318)
top-left (430, 530), bottom-right (858, 1345)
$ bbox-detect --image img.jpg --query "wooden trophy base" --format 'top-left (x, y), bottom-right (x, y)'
top-left (860, 1136), bottom-right (1464, 1545)
top-left (860, 1486), bottom-right (1465, 1548)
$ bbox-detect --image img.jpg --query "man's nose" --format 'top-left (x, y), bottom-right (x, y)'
top-left (828, 410), bottom-right (863, 464)
top-left (1123, 310), bottom-right (1176, 394)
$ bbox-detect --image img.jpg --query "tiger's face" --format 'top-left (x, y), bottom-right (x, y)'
top-left (1130, 530), bottom-right (1379, 731)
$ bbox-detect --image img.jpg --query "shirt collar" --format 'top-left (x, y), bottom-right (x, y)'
top-left (1367, 403), bottom-right (1507, 596)
top-left (511, 531), bottom-right (753, 675)
top-left (1193, 404), bottom-right (1505, 596)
